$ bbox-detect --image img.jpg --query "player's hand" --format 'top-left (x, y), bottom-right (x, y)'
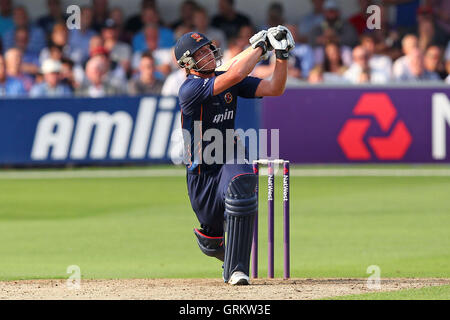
top-left (249, 30), bottom-right (269, 56)
top-left (267, 26), bottom-right (295, 60)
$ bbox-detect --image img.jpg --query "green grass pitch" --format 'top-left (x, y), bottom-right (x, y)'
top-left (0, 166), bottom-right (449, 299)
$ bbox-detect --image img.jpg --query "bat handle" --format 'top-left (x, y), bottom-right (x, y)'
top-left (274, 30), bottom-right (287, 41)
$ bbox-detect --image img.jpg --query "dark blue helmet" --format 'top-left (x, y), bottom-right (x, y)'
top-left (174, 32), bottom-right (222, 71)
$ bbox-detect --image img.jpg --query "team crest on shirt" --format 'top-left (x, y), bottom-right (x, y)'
top-left (224, 92), bottom-right (233, 104)
top-left (191, 33), bottom-right (203, 42)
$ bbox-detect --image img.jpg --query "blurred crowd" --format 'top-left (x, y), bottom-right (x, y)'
top-left (0, 0), bottom-right (449, 99)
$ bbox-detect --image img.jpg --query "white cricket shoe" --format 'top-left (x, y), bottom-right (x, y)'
top-left (228, 271), bottom-right (250, 285)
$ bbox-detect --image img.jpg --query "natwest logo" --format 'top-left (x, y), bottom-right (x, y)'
top-left (337, 93), bottom-right (412, 160)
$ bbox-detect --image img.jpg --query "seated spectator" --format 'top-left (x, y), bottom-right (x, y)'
top-left (222, 35), bottom-right (246, 63)
top-left (68, 6), bottom-right (97, 65)
top-left (37, 0), bottom-right (67, 35)
top-left (92, 0), bottom-right (110, 32)
top-left (298, 0), bottom-right (325, 42)
top-left (348, 0), bottom-right (371, 36)
top-left (90, 46), bottom-right (127, 90)
top-left (39, 23), bottom-right (72, 65)
top-left (30, 59), bottom-right (72, 97)
top-left (4, 48), bottom-right (33, 92)
top-left (193, 6), bottom-right (227, 50)
top-left (394, 47), bottom-right (441, 82)
top-left (132, 6), bottom-right (175, 51)
top-left (360, 33), bottom-right (393, 80)
top-left (161, 68), bottom-right (186, 96)
top-left (416, 6), bottom-right (448, 50)
top-left (109, 7), bottom-right (128, 43)
top-left (171, 0), bottom-right (197, 31)
top-left (14, 27), bottom-right (40, 76)
top-left (124, 0), bottom-right (157, 36)
top-left (76, 55), bottom-right (123, 97)
top-left (344, 46), bottom-right (390, 84)
top-left (0, 53), bottom-right (27, 97)
top-left (101, 18), bottom-right (132, 75)
top-left (264, 2), bottom-right (285, 29)
top-left (211, 0), bottom-right (252, 39)
top-left (308, 65), bottom-right (324, 84)
top-left (60, 58), bottom-right (78, 90)
top-left (132, 24), bottom-right (173, 77)
top-left (128, 52), bottom-right (164, 95)
top-left (0, 0), bottom-right (14, 38)
top-left (310, 0), bottom-right (358, 48)
top-left (424, 45), bottom-right (447, 80)
top-left (321, 41), bottom-right (348, 83)
top-left (393, 34), bottom-right (419, 78)
top-left (2, 6), bottom-right (46, 57)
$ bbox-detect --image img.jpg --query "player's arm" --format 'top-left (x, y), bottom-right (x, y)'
top-left (254, 58), bottom-right (288, 97)
top-left (213, 31), bottom-right (269, 96)
top-left (213, 47), bottom-right (264, 96)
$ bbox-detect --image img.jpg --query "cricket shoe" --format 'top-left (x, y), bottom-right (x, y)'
top-left (228, 271), bottom-right (250, 285)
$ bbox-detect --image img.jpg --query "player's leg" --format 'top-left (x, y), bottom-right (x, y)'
top-left (187, 172), bottom-right (226, 261)
top-left (220, 164), bottom-right (258, 285)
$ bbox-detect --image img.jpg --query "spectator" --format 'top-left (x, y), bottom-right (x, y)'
top-left (0, 53), bottom-right (27, 97)
top-left (322, 41), bottom-right (348, 83)
top-left (132, 6), bottom-right (175, 51)
top-left (161, 68), bottom-right (186, 96)
top-left (310, 0), bottom-right (358, 48)
top-left (298, 0), bottom-right (325, 40)
top-left (39, 23), bottom-right (72, 65)
top-left (287, 25), bottom-right (315, 80)
top-left (92, 0), bottom-right (110, 32)
top-left (348, 0), bottom-right (372, 36)
top-left (128, 52), bottom-right (164, 95)
top-left (101, 18), bottom-right (132, 75)
top-left (222, 35), bottom-right (246, 63)
top-left (446, 41), bottom-right (450, 63)
top-left (125, 0), bottom-right (157, 36)
top-left (4, 48), bottom-right (33, 92)
top-left (211, 0), bottom-right (252, 39)
top-left (76, 55), bottom-right (122, 97)
top-left (171, 0), bottom-right (197, 31)
top-left (344, 46), bottom-right (390, 84)
top-left (109, 7), bottom-right (128, 43)
top-left (2, 6), bottom-right (46, 56)
top-left (308, 65), bottom-right (324, 84)
top-left (0, 0), bottom-right (13, 38)
top-left (394, 47), bottom-right (441, 82)
top-left (90, 45), bottom-right (127, 90)
top-left (30, 59), bottom-right (72, 97)
top-left (60, 57), bottom-right (78, 90)
top-left (132, 24), bottom-right (173, 77)
top-left (37, 0), bottom-right (67, 35)
top-left (392, 34), bottom-right (419, 79)
top-left (416, 6), bottom-right (448, 50)
top-left (14, 27), bottom-right (40, 76)
top-left (193, 6), bottom-right (227, 50)
top-left (68, 6), bottom-right (97, 65)
top-left (360, 33), bottom-right (393, 81)
top-left (428, 0), bottom-right (450, 34)
top-left (424, 45), bottom-right (447, 80)
top-left (265, 2), bottom-right (285, 29)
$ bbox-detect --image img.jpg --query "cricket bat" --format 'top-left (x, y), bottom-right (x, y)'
top-left (216, 30), bottom-right (287, 72)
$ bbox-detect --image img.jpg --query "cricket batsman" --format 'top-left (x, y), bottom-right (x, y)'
top-left (175, 26), bottom-right (294, 285)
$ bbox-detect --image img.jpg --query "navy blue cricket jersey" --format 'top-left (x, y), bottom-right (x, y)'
top-left (178, 72), bottom-right (262, 174)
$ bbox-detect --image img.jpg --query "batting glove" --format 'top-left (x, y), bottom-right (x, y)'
top-left (267, 25), bottom-right (295, 60)
top-left (249, 30), bottom-right (269, 56)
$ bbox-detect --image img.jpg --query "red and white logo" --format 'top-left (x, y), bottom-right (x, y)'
top-left (337, 93), bottom-right (412, 160)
